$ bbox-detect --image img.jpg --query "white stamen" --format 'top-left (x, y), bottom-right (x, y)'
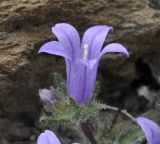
top-left (83, 44), bottom-right (88, 60)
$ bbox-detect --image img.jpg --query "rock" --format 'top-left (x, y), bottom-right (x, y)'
top-left (148, 0), bottom-right (160, 9)
top-left (143, 52), bottom-right (160, 84)
top-left (0, 138), bottom-right (8, 144)
top-left (0, 118), bottom-right (10, 138)
top-left (9, 122), bottom-right (31, 141)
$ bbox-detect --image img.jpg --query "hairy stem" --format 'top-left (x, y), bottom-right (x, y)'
top-left (105, 105), bottom-right (137, 124)
top-left (81, 120), bottom-right (98, 144)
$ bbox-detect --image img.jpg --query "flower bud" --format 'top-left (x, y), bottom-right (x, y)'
top-left (39, 88), bottom-right (57, 105)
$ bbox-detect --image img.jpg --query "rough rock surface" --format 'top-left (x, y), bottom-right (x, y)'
top-left (1, 0), bottom-right (160, 143)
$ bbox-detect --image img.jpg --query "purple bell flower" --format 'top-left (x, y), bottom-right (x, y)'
top-left (137, 117), bottom-right (160, 144)
top-left (38, 23), bottom-right (129, 105)
top-left (37, 130), bottom-right (61, 144)
top-left (39, 88), bottom-right (57, 105)
top-left (37, 130), bottom-right (79, 144)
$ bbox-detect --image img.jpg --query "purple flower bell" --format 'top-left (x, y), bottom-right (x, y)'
top-left (37, 130), bottom-right (61, 144)
top-left (137, 117), bottom-right (160, 144)
top-left (39, 23), bottom-right (129, 105)
top-left (37, 130), bottom-right (79, 144)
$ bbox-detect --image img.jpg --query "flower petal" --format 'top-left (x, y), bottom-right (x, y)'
top-left (67, 59), bottom-right (99, 104)
top-left (80, 59), bottom-right (98, 70)
top-left (68, 60), bottom-right (98, 105)
top-left (45, 130), bottom-right (61, 144)
top-left (37, 130), bottom-right (61, 144)
top-left (99, 43), bottom-right (129, 58)
top-left (81, 25), bottom-right (112, 59)
top-left (52, 23), bottom-right (81, 59)
top-left (137, 117), bottom-right (160, 144)
top-left (137, 117), bottom-right (153, 144)
top-left (66, 61), bottom-right (84, 103)
top-left (75, 43), bottom-right (129, 104)
top-left (38, 41), bottom-right (70, 59)
top-left (37, 133), bottom-right (50, 144)
top-left (82, 64), bottom-right (98, 104)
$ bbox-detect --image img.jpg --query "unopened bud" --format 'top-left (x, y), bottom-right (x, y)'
top-left (39, 88), bottom-right (57, 105)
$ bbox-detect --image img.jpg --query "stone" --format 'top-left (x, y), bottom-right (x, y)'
top-left (0, 118), bottom-right (10, 137)
top-left (143, 52), bottom-right (160, 84)
top-left (149, 0), bottom-right (160, 9)
top-left (0, 138), bottom-right (8, 144)
top-left (9, 122), bottom-right (31, 141)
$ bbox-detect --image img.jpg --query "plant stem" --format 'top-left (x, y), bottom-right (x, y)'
top-left (108, 108), bottom-right (120, 132)
top-left (81, 120), bottom-right (98, 144)
top-left (105, 105), bottom-right (137, 124)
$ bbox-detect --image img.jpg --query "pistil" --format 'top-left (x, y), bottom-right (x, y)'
top-left (83, 44), bottom-right (88, 60)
